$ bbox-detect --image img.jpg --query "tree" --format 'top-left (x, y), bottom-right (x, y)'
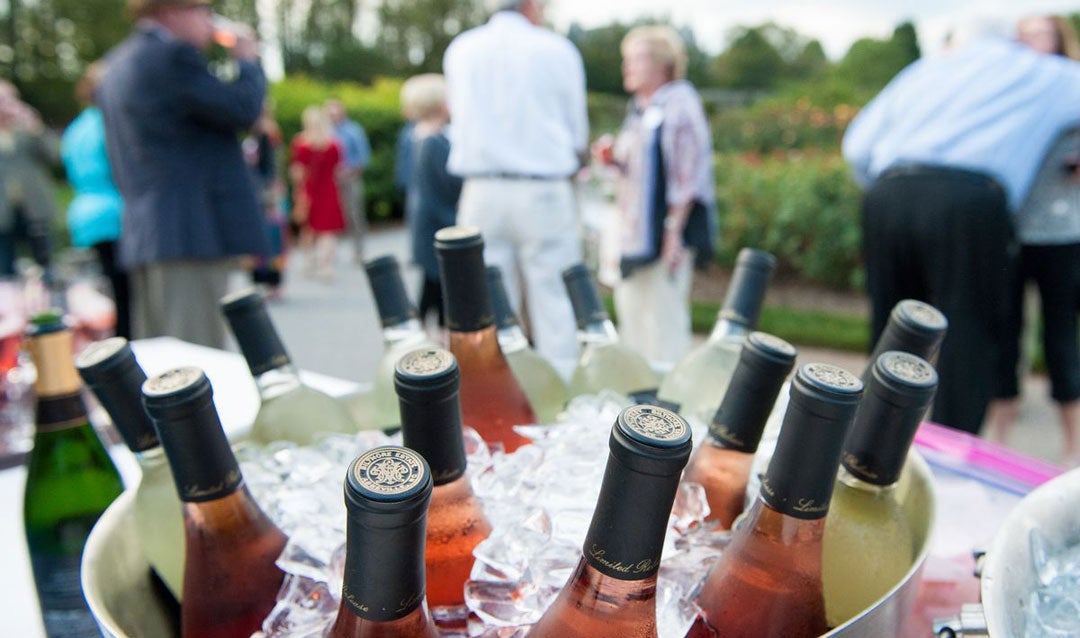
top-left (1, 0), bottom-right (128, 122)
top-left (375, 0), bottom-right (485, 74)
top-left (835, 21), bottom-right (920, 92)
top-left (712, 26), bottom-right (786, 89)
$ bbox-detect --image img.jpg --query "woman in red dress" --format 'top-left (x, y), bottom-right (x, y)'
top-left (290, 105), bottom-right (347, 281)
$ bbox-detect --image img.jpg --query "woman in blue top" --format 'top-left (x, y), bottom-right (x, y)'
top-left (61, 62), bottom-right (130, 338)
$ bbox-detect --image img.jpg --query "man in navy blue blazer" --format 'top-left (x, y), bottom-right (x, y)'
top-left (98, 0), bottom-right (268, 348)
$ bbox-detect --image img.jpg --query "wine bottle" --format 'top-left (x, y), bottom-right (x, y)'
top-left (326, 446), bottom-right (439, 638)
top-left (865, 299), bottom-right (948, 382)
top-left (681, 332), bottom-right (796, 529)
top-left (435, 226), bottom-right (535, 452)
top-left (562, 263), bottom-right (656, 399)
top-left (76, 337), bottom-right (185, 603)
top-left (487, 265), bottom-right (568, 423)
top-left (366, 255), bottom-right (438, 430)
top-left (823, 351), bottom-right (937, 626)
top-left (527, 405), bottom-right (692, 638)
top-left (142, 367), bottom-right (287, 638)
top-left (221, 289), bottom-right (356, 444)
top-left (395, 347), bottom-right (492, 611)
top-left (659, 248), bottom-right (775, 423)
top-left (23, 312), bottom-right (125, 637)
top-left (690, 363), bottom-right (863, 638)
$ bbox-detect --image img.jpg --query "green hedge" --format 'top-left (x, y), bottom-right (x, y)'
top-left (271, 78), bottom-right (638, 221)
top-left (271, 77), bottom-right (407, 221)
top-left (714, 150), bottom-right (864, 290)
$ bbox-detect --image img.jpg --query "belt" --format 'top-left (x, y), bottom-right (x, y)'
top-left (879, 163), bottom-right (1003, 191)
top-left (465, 172), bottom-right (570, 181)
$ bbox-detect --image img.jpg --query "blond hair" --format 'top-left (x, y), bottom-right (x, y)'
top-left (300, 105), bottom-right (334, 146)
top-left (400, 74), bottom-right (448, 121)
top-left (622, 25), bottom-right (688, 82)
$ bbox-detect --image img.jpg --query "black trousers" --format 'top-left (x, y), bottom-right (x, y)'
top-left (997, 242), bottom-right (1080, 403)
top-left (93, 241), bottom-right (132, 340)
top-left (862, 166), bottom-right (1017, 434)
top-left (419, 275), bottom-right (445, 328)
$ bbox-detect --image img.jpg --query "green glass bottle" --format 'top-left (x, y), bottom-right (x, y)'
top-left (823, 351), bottom-right (937, 626)
top-left (23, 312), bottom-right (124, 637)
top-left (562, 264), bottom-right (656, 399)
top-left (487, 266), bottom-right (568, 423)
top-left (76, 337), bottom-right (185, 603)
top-left (221, 290), bottom-right (357, 444)
top-left (366, 256), bottom-right (438, 430)
top-left (658, 248), bottom-right (775, 424)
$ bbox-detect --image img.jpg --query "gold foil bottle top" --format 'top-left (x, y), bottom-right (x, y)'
top-left (26, 324), bottom-right (82, 398)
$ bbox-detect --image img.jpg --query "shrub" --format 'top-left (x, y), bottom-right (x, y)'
top-left (714, 150), bottom-right (864, 289)
top-left (271, 76), bottom-right (407, 220)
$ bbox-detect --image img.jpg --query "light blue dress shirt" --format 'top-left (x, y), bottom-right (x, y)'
top-left (334, 119), bottom-right (371, 171)
top-left (842, 37), bottom-right (1080, 210)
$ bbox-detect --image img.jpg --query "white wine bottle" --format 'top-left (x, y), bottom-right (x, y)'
top-left (562, 264), bottom-right (656, 399)
top-left (76, 337), bottom-right (185, 604)
top-left (365, 256), bottom-right (438, 430)
top-left (658, 248), bottom-right (774, 424)
top-left (864, 299), bottom-right (948, 382)
top-left (221, 290), bottom-right (357, 444)
top-left (487, 266), bottom-right (568, 423)
top-left (823, 351), bottom-right (937, 626)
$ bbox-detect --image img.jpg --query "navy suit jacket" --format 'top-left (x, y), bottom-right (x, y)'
top-left (98, 26), bottom-right (269, 269)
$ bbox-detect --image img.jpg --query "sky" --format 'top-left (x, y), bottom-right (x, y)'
top-left (544, 0), bottom-right (1080, 58)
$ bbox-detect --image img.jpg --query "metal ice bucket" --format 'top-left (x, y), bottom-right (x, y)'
top-left (82, 454), bottom-right (936, 637)
top-left (935, 467), bottom-right (1080, 637)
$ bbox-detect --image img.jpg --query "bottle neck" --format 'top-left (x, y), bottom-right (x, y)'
top-left (340, 507), bottom-right (428, 623)
top-left (496, 324), bottom-right (530, 354)
top-left (399, 389), bottom-right (467, 486)
top-left (561, 556), bottom-right (658, 616)
top-left (836, 465), bottom-right (897, 496)
top-left (134, 444), bottom-right (168, 470)
top-left (583, 444), bottom-right (683, 581)
top-left (744, 495), bottom-right (827, 543)
top-left (254, 363), bottom-right (303, 400)
top-left (577, 320), bottom-right (620, 347)
top-left (707, 318), bottom-right (749, 343)
top-left (34, 391), bottom-right (90, 434)
top-left (182, 483), bottom-right (272, 534)
top-left (382, 319), bottom-right (427, 347)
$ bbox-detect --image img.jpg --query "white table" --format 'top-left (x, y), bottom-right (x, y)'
top-left (0, 337), bottom-right (359, 637)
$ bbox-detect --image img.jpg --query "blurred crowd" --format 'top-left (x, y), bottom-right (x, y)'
top-left (3, 0), bottom-right (1080, 454)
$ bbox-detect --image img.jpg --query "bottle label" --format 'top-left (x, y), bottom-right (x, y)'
top-left (36, 394), bottom-right (90, 434)
top-left (30, 554), bottom-right (101, 637)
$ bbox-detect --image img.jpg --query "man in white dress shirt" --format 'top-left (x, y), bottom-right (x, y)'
top-left (443, 0), bottom-right (588, 366)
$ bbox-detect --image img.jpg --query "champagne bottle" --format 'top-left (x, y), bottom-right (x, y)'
top-left (221, 290), bottom-right (356, 444)
top-left (366, 256), bottom-right (438, 430)
top-left (435, 226), bottom-right (535, 452)
top-left (865, 299), bottom-right (948, 381)
top-left (659, 248), bottom-right (775, 423)
top-left (76, 337), bottom-right (185, 603)
top-left (487, 265), bottom-right (568, 423)
top-left (527, 405), bottom-right (692, 638)
top-left (681, 332), bottom-right (796, 529)
top-left (142, 367), bottom-right (286, 638)
top-left (690, 363), bottom-right (863, 638)
top-left (395, 348), bottom-right (492, 610)
top-left (23, 312), bottom-right (125, 637)
top-left (823, 351), bottom-right (937, 626)
top-left (326, 446), bottom-right (439, 638)
top-left (562, 263), bottom-right (656, 398)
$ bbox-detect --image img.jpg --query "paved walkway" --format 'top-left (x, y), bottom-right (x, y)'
top-left (257, 224), bottom-right (1067, 467)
